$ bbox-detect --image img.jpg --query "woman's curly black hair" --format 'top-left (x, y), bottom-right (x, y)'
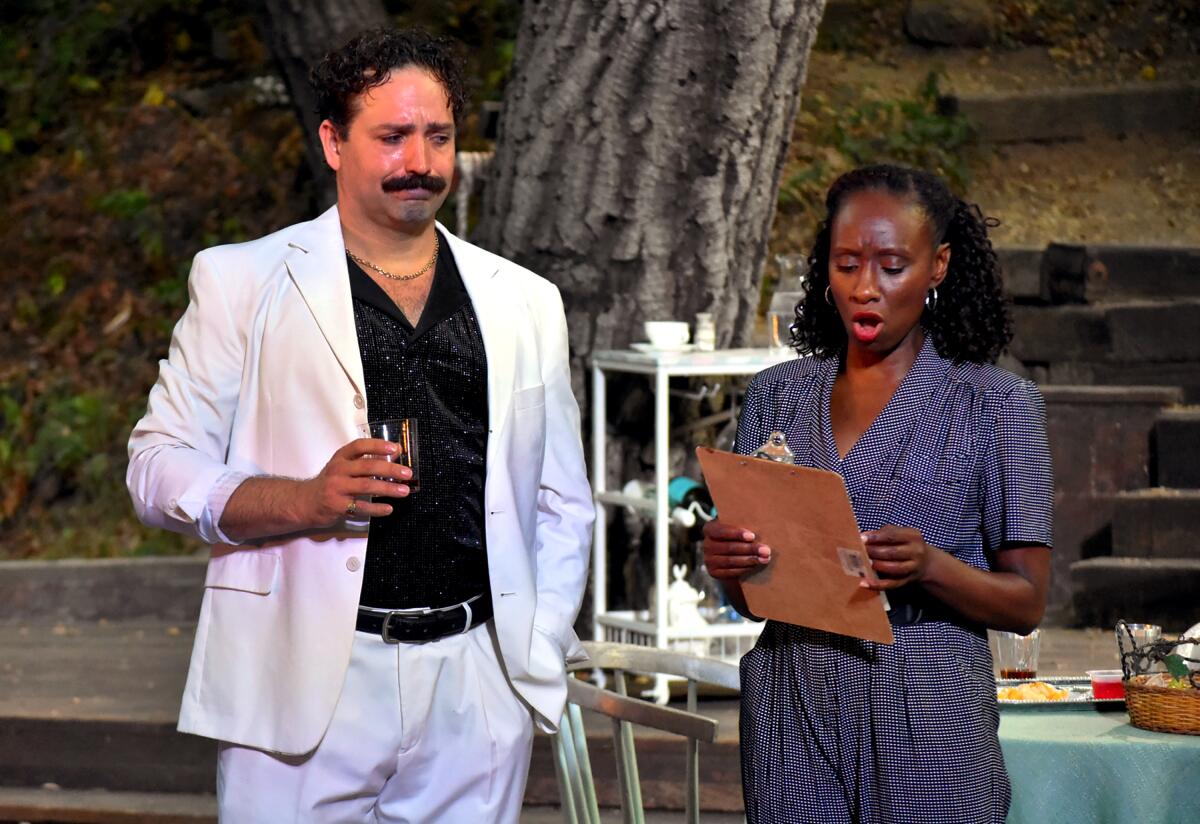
top-left (790, 164), bottom-right (1013, 364)
top-left (309, 27), bottom-right (469, 138)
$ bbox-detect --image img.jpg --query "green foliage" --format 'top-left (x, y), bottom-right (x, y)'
top-left (390, 0), bottom-right (521, 147)
top-left (812, 0), bottom-right (901, 53)
top-left (781, 72), bottom-right (974, 207)
top-left (0, 0), bottom-right (287, 559)
top-left (0, 371), bottom-right (198, 559)
top-left (31, 388), bottom-right (118, 479)
top-left (0, 0), bottom-right (260, 166)
top-left (2, 382), bottom-right (119, 500)
top-left (44, 258), bottom-right (70, 297)
top-left (94, 188), bottom-right (152, 219)
top-left (1166, 653), bottom-right (1190, 681)
top-left (773, 71), bottom-right (977, 258)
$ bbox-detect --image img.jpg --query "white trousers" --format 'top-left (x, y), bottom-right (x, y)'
top-left (217, 621), bottom-right (534, 823)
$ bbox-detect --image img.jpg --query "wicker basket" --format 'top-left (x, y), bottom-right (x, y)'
top-left (1124, 675), bottom-right (1200, 736)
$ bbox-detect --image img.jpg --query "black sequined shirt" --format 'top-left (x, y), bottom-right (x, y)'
top-left (349, 232), bottom-right (490, 610)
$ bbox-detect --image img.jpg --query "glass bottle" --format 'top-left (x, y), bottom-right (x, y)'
top-left (694, 312), bottom-right (716, 351)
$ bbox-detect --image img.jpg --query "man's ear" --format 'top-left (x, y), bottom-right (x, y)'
top-left (931, 242), bottom-right (950, 289)
top-left (318, 120), bottom-right (342, 172)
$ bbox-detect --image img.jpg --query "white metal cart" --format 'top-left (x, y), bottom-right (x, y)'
top-left (589, 347), bottom-right (795, 697)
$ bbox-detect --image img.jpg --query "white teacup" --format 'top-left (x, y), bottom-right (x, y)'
top-left (644, 321), bottom-right (690, 348)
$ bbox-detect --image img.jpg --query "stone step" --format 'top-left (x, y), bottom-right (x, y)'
top-left (996, 246), bottom-right (1043, 302)
top-left (0, 557), bottom-right (206, 623)
top-left (1070, 558), bottom-right (1200, 631)
top-left (0, 713), bottom-right (738, 814)
top-left (941, 82), bottom-right (1200, 143)
top-left (1040, 245), bottom-right (1200, 305)
top-left (0, 787), bottom-right (215, 824)
top-left (1155, 407), bottom-right (1200, 488)
top-left (0, 716), bottom-right (215, 795)
top-left (1040, 385), bottom-right (1182, 621)
top-left (1010, 304), bottom-right (1109, 362)
top-left (1111, 490), bottom-right (1200, 559)
top-left (1036, 362), bottom-right (1200, 404)
top-left (0, 619), bottom-right (738, 811)
top-left (0, 787), bottom-right (746, 824)
top-left (1011, 300), bottom-right (1200, 365)
top-left (0, 618), bottom-right (1119, 815)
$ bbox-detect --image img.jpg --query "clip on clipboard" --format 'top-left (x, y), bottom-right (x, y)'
top-left (695, 446), bottom-right (894, 645)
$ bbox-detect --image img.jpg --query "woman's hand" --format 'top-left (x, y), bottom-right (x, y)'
top-left (860, 525), bottom-right (938, 590)
top-left (862, 527), bottom-right (1051, 632)
top-left (702, 520), bottom-right (771, 580)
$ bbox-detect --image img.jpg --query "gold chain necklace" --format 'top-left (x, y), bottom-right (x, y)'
top-left (347, 234), bottom-right (439, 282)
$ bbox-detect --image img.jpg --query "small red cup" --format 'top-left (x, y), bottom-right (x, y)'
top-left (1087, 669), bottom-right (1125, 700)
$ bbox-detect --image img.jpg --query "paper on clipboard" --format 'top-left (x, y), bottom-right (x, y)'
top-left (695, 446), bottom-right (894, 645)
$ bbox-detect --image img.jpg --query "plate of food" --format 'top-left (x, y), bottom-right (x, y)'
top-left (995, 676), bottom-right (1124, 709)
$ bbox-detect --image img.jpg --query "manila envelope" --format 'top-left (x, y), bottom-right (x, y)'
top-left (696, 447), bottom-right (894, 644)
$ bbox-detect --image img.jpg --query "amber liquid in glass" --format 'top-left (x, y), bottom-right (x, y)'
top-left (1000, 668), bottom-right (1036, 679)
top-left (380, 456), bottom-right (419, 496)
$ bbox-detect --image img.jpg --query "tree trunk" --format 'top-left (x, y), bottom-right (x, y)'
top-left (255, 0), bottom-right (390, 208)
top-left (474, 0), bottom-right (826, 396)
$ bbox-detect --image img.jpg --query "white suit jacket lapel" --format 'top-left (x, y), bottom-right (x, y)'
top-left (282, 206), bottom-right (366, 399)
top-left (441, 225), bottom-right (516, 438)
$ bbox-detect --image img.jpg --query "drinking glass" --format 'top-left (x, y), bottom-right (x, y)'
top-left (1117, 623), bottom-right (1162, 671)
top-left (358, 418), bottom-right (419, 494)
top-left (994, 629), bottom-right (1041, 679)
top-left (766, 290), bottom-right (804, 352)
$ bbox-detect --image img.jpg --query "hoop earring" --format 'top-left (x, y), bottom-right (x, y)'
top-left (925, 287), bottom-right (938, 312)
top-left (825, 286), bottom-right (834, 306)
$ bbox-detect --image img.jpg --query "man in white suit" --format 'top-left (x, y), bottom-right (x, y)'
top-left (127, 28), bottom-right (593, 822)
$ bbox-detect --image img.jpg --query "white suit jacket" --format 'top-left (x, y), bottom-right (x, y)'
top-left (127, 207), bottom-right (593, 755)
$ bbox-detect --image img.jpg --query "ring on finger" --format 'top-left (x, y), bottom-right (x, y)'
top-left (345, 499), bottom-right (358, 517)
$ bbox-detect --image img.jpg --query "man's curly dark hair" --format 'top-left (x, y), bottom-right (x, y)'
top-left (790, 164), bottom-right (1013, 364)
top-left (309, 27), bottom-right (469, 138)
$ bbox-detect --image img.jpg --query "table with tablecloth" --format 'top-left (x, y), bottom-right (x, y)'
top-left (1000, 708), bottom-right (1200, 823)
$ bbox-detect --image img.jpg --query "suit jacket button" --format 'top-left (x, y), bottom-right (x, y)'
top-left (346, 556), bottom-right (361, 572)
top-left (353, 395), bottom-right (365, 409)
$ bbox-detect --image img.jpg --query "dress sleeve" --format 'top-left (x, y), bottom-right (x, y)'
top-left (980, 379), bottom-right (1054, 552)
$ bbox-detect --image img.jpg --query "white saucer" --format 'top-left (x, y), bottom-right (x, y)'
top-left (631, 342), bottom-right (696, 353)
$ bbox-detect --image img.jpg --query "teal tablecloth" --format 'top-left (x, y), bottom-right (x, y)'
top-left (1000, 709), bottom-right (1200, 824)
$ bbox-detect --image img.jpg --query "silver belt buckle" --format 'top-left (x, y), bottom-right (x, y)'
top-left (379, 604), bottom-right (433, 644)
top-left (374, 595), bottom-right (481, 644)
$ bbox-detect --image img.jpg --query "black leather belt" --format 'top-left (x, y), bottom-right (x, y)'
top-left (888, 598), bottom-right (958, 626)
top-left (889, 601), bottom-right (926, 626)
top-left (356, 594), bottom-right (493, 643)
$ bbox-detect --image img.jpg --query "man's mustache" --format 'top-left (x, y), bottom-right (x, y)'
top-left (382, 174), bottom-right (448, 194)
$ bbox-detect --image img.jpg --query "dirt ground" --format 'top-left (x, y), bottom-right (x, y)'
top-left (970, 133), bottom-right (1200, 247)
top-left (809, 44), bottom-right (1200, 99)
top-left (789, 40), bottom-right (1200, 249)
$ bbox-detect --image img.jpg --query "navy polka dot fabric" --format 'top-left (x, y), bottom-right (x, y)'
top-left (734, 337), bottom-right (1053, 824)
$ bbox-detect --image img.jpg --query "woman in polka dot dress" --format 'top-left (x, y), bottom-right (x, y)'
top-left (703, 165), bottom-right (1053, 824)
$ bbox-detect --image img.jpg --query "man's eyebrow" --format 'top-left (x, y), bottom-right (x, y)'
top-left (372, 121), bottom-right (455, 132)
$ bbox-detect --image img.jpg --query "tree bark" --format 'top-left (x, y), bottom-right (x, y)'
top-left (255, 0), bottom-right (390, 207)
top-left (475, 0), bottom-right (826, 396)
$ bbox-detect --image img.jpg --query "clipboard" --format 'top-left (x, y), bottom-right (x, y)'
top-left (695, 446), bottom-right (894, 644)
